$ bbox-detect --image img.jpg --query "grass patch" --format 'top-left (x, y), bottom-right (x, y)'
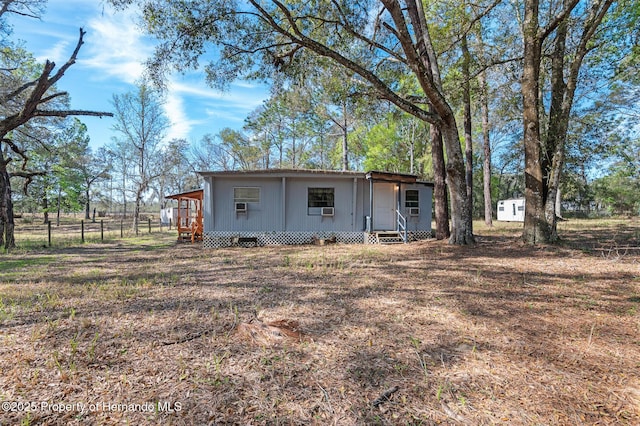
top-left (0, 256), bottom-right (56, 272)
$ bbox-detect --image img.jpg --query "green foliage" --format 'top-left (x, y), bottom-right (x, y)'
top-left (360, 121), bottom-right (403, 172)
top-left (593, 137), bottom-right (640, 215)
top-left (12, 118), bottom-right (93, 216)
top-left (593, 172), bottom-right (640, 215)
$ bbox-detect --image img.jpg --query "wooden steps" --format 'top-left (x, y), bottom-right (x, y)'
top-left (376, 232), bottom-right (405, 244)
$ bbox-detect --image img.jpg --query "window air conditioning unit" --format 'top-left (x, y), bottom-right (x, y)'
top-left (409, 207), bottom-right (420, 216)
top-left (235, 202), bottom-right (247, 213)
top-left (321, 207), bottom-right (334, 217)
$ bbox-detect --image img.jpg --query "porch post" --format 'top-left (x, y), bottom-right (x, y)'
top-left (396, 183), bottom-right (401, 231)
top-left (369, 178), bottom-right (374, 232)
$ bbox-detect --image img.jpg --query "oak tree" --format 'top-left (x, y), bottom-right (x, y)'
top-left (0, 0), bottom-right (112, 249)
top-left (110, 0), bottom-right (486, 244)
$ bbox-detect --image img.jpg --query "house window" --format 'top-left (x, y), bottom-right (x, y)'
top-left (308, 188), bottom-right (334, 215)
top-left (234, 187), bottom-right (260, 203)
top-left (405, 190), bottom-right (419, 208)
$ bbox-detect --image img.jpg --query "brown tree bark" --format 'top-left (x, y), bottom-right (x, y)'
top-left (479, 69), bottom-right (493, 226)
top-left (0, 155), bottom-right (15, 249)
top-left (430, 123), bottom-right (449, 240)
top-left (521, 0), bottom-right (612, 244)
top-left (522, 0), bottom-right (548, 244)
top-left (462, 35), bottom-right (473, 232)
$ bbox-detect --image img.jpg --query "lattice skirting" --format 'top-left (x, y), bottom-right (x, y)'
top-left (409, 230), bottom-right (433, 241)
top-left (203, 231), bottom-right (365, 248)
top-left (364, 231), bottom-right (433, 244)
top-left (203, 230), bottom-right (433, 248)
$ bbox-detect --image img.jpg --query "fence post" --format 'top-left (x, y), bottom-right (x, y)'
top-left (81, 220), bottom-right (85, 243)
top-left (148, 218), bottom-right (151, 234)
top-left (48, 221), bottom-right (52, 247)
top-left (169, 218), bottom-right (172, 230)
top-left (120, 220), bottom-right (123, 238)
top-left (101, 220), bottom-right (104, 241)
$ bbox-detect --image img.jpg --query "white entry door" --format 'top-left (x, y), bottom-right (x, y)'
top-left (373, 182), bottom-right (396, 230)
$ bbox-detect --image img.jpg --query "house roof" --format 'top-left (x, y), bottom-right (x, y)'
top-left (197, 169), bottom-right (434, 186)
top-left (197, 169), bottom-right (364, 179)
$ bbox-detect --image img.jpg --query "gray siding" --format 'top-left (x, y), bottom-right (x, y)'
top-left (210, 177), bottom-right (283, 232)
top-left (204, 173), bottom-right (431, 234)
top-left (401, 183), bottom-right (433, 232)
top-left (285, 178), bottom-right (364, 232)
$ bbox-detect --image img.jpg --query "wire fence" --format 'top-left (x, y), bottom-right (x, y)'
top-left (12, 216), bottom-right (177, 250)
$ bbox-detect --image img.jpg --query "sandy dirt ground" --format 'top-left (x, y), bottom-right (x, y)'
top-left (1, 219), bottom-right (638, 425)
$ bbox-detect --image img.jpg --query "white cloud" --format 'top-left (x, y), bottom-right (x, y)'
top-left (59, 3), bottom-right (269, 142)
top-left (171, 81), bottom-right (264, 109)
top-left (163, 81), bottom-right (198, 141)
top-left (80, 7), bottom-right (150, 84)
top-left (164, 79), bottom-right (267, 139)
top-left (204, 107), bottom-right (247, 124)
top-left (35, 39), bottom-right (70, 64)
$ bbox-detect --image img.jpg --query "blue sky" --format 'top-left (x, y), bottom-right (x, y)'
top-left (9, 0), bottom-right (269, 149)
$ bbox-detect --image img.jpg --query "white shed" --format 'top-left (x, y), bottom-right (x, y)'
top-left (160, 207), bottom-right (178, 225)
top-left (497, 198), bottom-right (525, 222)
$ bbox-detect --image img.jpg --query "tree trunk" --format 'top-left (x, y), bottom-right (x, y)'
top-left (479, 69), bottom-right (493, 226)
top-left (521, 0), bottom-right (605, 244)
top-left (462, 35), bottom-right (473, 232)
top-left (56, 187), bottom-right (61, 226)
top-left (0, 157), bottom-right (15, 250)
top-left (121, 170), bottom-right (127, 219)
top-left (522, 0), bottom-right (550, 244)
top-left (42, 191), bottom-right (49, 224)
top-left (441, 119), bottom-right (474, 245)
top-left (342, 102), bottom-right (349, 171)
top-left (541, 4), bottom-right (569, 242)
top-left (133, 190), bottom-right (143, 235)
top-left (85, 188), bottom-right (91, 220)
top-left (430, 123), bottom-right (450, 240)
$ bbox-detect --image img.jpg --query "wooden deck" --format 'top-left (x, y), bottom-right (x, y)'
top-left (165, 189), bottom-right (203, 243)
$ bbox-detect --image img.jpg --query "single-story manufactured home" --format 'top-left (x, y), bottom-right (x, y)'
top-left (497, 198), bottom-right (525, 222)
top-left (197, 169), bottom-right (434, 248)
